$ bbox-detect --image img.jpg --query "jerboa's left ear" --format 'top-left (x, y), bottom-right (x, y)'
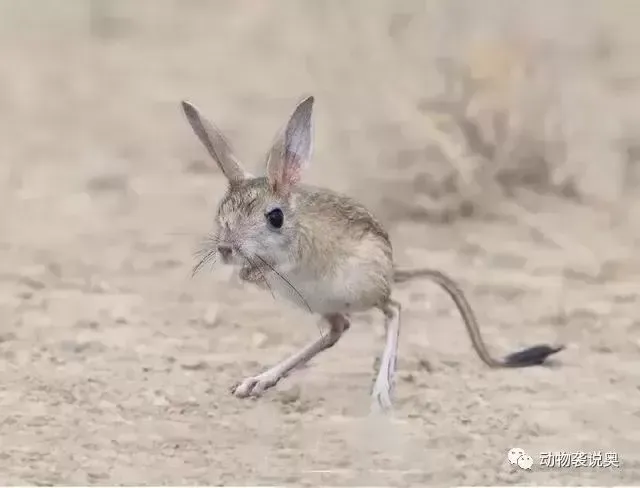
top-left (181, 101), bottom-right (252, 184)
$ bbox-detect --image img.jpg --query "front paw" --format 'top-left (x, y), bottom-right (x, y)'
top-left (239, 264), bottom-right (261, 282)
top-left (239, 265), bottom-right (269, 290)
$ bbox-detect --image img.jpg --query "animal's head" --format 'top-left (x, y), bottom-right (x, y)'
top-left (182, 96), bottom-right (314, 272)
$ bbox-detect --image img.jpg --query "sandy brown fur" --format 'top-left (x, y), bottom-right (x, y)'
top-left (293, 183), bottom-right (393, 304)
top-left (218, 177), bottom-right (393, 310)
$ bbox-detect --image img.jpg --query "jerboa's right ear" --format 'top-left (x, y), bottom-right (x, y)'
top-left (264, 95), bottom-right (314, 197)
top-left (181, 101), bottom-right (251, 183)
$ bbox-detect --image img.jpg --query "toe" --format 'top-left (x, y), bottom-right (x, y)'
top-left (230, 374), bottom-right (279, 399)
top-left (373, 391), bottom-right (393, 411)
top-left (232, 378), bottom-right (257, 398)
top-left (371, 380), bottom-right (394, 412)
top-left (250, 375), bottom-right (277, 396)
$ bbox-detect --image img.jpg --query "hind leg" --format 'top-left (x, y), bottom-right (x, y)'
top-left (371, 299), bottom-right (401, 411)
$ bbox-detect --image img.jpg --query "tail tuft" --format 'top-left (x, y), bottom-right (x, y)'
top-left (503, 344), bottom-right (565, 367)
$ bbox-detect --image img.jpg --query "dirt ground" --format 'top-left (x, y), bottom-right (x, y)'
top-left (1, 1), bottom-right (640, 486)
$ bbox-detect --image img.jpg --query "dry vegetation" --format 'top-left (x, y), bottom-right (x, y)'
top-left (1, 0), bottom-right (640, 485)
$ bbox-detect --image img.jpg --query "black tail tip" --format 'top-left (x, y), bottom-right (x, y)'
top-left (504, 344), bottom-right (565, 367)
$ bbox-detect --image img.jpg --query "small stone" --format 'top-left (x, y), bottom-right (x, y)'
top-left (17, 290), bottom-right (33, 300)
top-left (202, 305), bottom-right (219, 328)
top-left (181, 360), bottom-right (208, 371)
top-left (418, 358), bottom-right (433, 372)
top-left (251, 332), bottom-right (268, 348)
top-left (111, 306), bottom-right (129, 324)
top-left (87, 472), bottom-right (109, 481)
top-left (401, 373), bottom-right (416, 383)
top-left (20, 276), bottom-right (45, 290)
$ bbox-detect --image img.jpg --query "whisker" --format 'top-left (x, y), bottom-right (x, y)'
top-left (191, 248), bottom-right (217, 277)
top-left (252, 254), bottom-right (324, 339)
top-left (253, 254), bottom-right (312, 314)
top-left (200, 233), bottom-right (220, 248)
top-left (190, 233), bottom-right (221, 277)
top-left (237, 250), bottom-right (276, 301)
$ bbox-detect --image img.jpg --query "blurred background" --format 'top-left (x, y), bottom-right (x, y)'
top-left (1, 0), bottom-right (639, 485)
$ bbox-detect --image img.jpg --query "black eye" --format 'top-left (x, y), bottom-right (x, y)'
top-left (265, 208), bottom-right (284, 229)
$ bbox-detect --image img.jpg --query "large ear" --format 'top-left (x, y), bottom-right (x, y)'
top-left (181, 101), bottom-right (251, 183)
top-left (265, 95), bottom-right (314, 196)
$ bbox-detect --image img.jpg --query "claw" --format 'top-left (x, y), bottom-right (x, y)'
top-left (231, 373), bottom-right (278, 398)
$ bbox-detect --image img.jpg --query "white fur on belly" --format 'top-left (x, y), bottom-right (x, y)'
top-left (264, 265), bottom-right (376, 315)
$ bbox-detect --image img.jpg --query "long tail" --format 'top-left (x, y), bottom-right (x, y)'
top-left (394, 268), bottom-right (564, 368)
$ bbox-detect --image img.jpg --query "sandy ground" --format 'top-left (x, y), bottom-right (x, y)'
top-left (1, 1), bottom-right (640, 485)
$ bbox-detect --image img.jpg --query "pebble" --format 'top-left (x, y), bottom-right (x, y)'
top-left (202, 305), bottom-right (219, 328)
top-left (20, 276), bottom-right (45, 290)
top-left (181, 360), bottom-right (208, 371)
top-left (251, 332), bottom-right (268, 348)
top-left (110, 305), bottom-right (130, 324)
